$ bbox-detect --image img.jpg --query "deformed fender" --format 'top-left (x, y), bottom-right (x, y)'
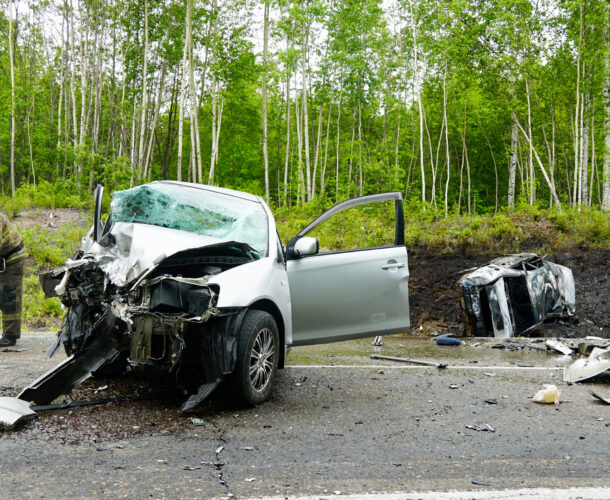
top-left (18, 311), bottom-right (120, 405)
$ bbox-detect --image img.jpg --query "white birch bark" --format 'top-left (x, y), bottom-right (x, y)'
top-left (443, 65), bottom-right (450, 217)
top-left (8, 0), bottom-right (16, 196)
top-left (177, 0), bottom-right (192, 182)
top-left (407, 0), bottom-right (425, 206)
top-left (604, 0), bottom-right (610, 210)
top-left (508, 118), bottom-right (518, 208)
top-left (514, 116), bottom-right (562, 210)
top-left (525, 78), bottom-right (535, 204)
top-left (302, 26), bottom-right (311, 201)
top-left (580, 93), bottom-right (589, 207)
top-left (137, 0), bottom-right (149, 181)
top-left (262, 1), bottom-right (270, 202)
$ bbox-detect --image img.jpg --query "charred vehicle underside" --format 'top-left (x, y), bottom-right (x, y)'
top-left (458, 254), bottom-right (576, 338)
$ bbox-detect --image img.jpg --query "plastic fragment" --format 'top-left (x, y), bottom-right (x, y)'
top-left (190, 417), bottom-right (205, 426)
top-left (436, 336), bottom-right (461, 346)
top-left (545, 339), bottom-right (573, 356)
top-left (532, 384), bottom-right (560, 404)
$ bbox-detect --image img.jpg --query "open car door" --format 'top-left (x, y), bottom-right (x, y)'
top-left (286, 193), bottom-right (410, 346)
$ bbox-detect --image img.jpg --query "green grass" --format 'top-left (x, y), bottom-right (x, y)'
top-left (8, 200), bottom-right (610, 330)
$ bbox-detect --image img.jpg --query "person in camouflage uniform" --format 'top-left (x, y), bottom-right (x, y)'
top-left (0, 210), bottom-right (27, 347)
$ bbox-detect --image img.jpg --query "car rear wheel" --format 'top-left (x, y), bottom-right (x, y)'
top-left (229, 310), bottom-right (279, 405)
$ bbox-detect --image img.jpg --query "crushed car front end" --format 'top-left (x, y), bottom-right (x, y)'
top-left (22, 182), bottom-right (288, 410)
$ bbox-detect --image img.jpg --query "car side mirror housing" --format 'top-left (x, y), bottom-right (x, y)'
top-left (292, 236), bottom-right (319, 258)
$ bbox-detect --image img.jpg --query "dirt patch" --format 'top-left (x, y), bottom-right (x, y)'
top-left (408, 247), bottom-right (610, 339)
top-left (12, 207), bottom-right (89, 232)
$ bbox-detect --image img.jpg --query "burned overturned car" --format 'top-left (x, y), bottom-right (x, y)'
top-left (19, 182), bottom-right (410, 410)
top-left (458, 254), bottom-right (575, 338)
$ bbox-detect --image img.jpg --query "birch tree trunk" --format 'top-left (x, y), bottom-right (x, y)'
top-left (262, 1), bottom-right (270, 202)
top-left (508, 118), bottom-right (518, 208)
top-left (525, 78), bottom-right (535, 204)
top-left (302, 24), bottom-right (311, 201)
top-left (580, 93), bottom-right (589, 207)
top-left (407, 0), bottom-right (425, 206)
top-left (603, 0), bottom-right (610, 210)
top-left (335, 92), bottom-right (342, 201)
top-left (514, 116), bottom-right (562, 209)
top-left (8, 0), bottom-right (16, 196)
top-left (176, 0), bottom-right (191, 182)
top-left (70, 0), bottom-right (79, 188)
top-left (443, 65), bottom-right (450, 217)
top-left (283, 47), bottom-right (291, 206)
top-left (137, 0), bottom-right (149, 182)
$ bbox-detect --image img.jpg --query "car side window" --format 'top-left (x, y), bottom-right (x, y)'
top-left (303, 200), bottom-right (396, 253)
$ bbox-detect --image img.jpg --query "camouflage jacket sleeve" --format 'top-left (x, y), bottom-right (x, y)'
top-left (0, 211), bottom-right (26, 262)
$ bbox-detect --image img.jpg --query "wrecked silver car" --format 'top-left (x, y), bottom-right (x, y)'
top-left (20, 182), bottom-right (410, 410)
top-left (458, 254), bottom-right (575, 338)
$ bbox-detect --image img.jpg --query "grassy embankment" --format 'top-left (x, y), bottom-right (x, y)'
top-left (2, 187), bottom-right (609, 330)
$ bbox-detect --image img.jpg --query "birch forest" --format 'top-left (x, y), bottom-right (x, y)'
top-left (1, 0), bottom-right (610, 213)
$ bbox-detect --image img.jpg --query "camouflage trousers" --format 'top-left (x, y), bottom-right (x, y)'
top-left (0, 258), bottom-right (24, 339)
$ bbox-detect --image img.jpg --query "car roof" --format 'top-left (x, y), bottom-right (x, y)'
top-left (152, 181), bottom-right (263, 203)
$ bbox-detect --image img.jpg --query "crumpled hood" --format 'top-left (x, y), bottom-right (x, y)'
top-left (88, 222), bottom-right (234, 286)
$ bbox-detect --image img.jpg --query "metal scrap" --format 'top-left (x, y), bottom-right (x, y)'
top-left (564, 347), bottom-right (610, 383)
top-left (0, 397), bottom-right (37, 429)
top-left (369, 354), bottom-right (448, 369)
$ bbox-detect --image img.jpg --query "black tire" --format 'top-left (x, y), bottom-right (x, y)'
top-left (229, 310), bottom-right (279, 405)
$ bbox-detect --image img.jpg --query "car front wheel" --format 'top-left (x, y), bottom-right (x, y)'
top-left (229, 310), bottom-right (279, 405)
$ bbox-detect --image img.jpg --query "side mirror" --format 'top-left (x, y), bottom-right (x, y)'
top-left (293, 237), bottom-right (319, 258)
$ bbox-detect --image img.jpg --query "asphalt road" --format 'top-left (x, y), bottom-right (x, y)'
top-left (1, 333), bottom-right (609, 499)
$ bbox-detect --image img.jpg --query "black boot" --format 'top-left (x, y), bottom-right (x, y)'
top-left (0, 336), bottom-right (17, 347)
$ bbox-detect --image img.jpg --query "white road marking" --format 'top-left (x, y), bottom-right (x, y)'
top-left (249, 487), bottom-right (610, 500)
top-left (288, 364), bottom-right (563, 371)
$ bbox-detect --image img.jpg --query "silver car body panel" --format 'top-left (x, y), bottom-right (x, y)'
top-left (286, 192), bottom-right (409, 346)
top-left (287, 245), bottom-right (409, 345)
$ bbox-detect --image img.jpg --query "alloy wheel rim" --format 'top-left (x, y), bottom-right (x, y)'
top-left (249, 327), bottom-right (275, 392)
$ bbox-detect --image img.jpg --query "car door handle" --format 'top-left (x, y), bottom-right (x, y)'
top-left (382, 262), bottom-right (405, 270)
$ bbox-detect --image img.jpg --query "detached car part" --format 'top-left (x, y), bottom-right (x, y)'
top-left (458, 254), bottom-right (575, 338)
top-left (18, 182), bottom-right (410, 412)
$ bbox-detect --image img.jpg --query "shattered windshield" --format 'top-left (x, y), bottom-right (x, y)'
top-left (108, 183), bottom-right (268, 255)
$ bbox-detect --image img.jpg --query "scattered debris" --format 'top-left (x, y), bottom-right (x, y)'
top-left (190, 417), bottom-right (205, 426)
top-left (449, 384), bottom-right (459, 389)
top-left (578, 339), bottom-right (610, 356)
top-left (471, 479), bottom-right (492, 486)
top-left (590, 390), bottom-right (610, 405)
top-left (465, 424), bottom-right (495, 432)
top-left (370, 354), bottom-right (447, 369)
top-left (0, 397), bottom-right (37, 429)
top-left (458, 254), bottom-right (575, 338)
top-left (485, 398), bottom-right (498, 405)
top-left (1, 347), bottom-right (26, 353)
top-left (215, 446), bottom-right (224, 454)
top-left (242, 447), bottom-right (255, 451)
top-left (564, 347), bottom-right (610, 383)
top-left (532, 384), bottom-right (560, 405)
top-left (372, 336), bottom-right (384, 346)
top-left (436, 336), bottom-right (461, 346)
top-left (244, 478), bottom-right (256, 482)
top-left (545, 339), bottom-right (573, 356)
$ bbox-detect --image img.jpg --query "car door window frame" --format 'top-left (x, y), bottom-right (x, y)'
top-left (286, 192), bottom-right (404, 259)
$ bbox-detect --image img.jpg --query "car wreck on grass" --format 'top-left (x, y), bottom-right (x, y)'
top-left (15, 182), bottom-right (411, 414)
top-left (458, 254), bottom-right (575, 338)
